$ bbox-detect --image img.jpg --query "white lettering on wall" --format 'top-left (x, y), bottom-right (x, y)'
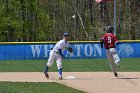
top-left (49, 45), bottom-right (54, 50)
top-left (44, 45), bottom-right (48, 57)
top-left (94, 44), bottom-right (102, 56)
top-left (48, 45), bottom-right (54, 56)
top-left (31, 45), bottom-right (42, 57)
top-left (30, 44), bottom-right (102, 58)
top-left (75, 44), bottom-right (83, 57)
top-left (84, 44), bottom-right (93, 57)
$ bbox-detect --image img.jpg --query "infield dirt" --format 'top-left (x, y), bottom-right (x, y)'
top-left (0, 72), bottom-right (139, 93)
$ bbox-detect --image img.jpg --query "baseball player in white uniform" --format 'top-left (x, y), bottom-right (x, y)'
top-left (44, 32), bottom-right (73, 80)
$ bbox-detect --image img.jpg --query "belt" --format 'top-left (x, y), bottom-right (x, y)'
top-left (106, 47), bottom-right (115, 49)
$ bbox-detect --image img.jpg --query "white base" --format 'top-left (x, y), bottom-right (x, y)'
top-left (64, 76), bottom-right (77, 80)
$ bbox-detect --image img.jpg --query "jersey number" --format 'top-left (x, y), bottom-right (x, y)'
top-left (108, 37), bottom-right (111, 43)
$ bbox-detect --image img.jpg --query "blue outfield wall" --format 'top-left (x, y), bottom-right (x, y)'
top-left (0, 41), bottom-right (139, 60)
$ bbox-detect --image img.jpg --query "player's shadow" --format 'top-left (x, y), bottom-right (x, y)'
top-left (117, 77), bottom-right (139, 79)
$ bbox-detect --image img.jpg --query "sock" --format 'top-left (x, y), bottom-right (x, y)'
top-left (45, 66), bottom-right (49, 72)
top-left (58, 68), bottom-right (62, 76)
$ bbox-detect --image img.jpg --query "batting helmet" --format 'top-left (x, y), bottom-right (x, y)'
top-left (105, 26), bottom-right (114, 33)
top-left (63, 32), bottom-right (69, 37)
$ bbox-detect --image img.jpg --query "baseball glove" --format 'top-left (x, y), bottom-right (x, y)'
top-left (67, 47), bottom-right (73, 53)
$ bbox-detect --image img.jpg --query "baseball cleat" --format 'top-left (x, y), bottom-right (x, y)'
top-left (58, 76), bottom-right (63, 80)
top-left (44, 72), bottom-right (49, 79)
top-left (115, 63), bottom-right (120, 68)
top-left (114, 73), bottom-right (118, 77)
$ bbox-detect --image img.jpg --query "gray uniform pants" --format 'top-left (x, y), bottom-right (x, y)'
top-left (106, 48), bottom-right (120, 74)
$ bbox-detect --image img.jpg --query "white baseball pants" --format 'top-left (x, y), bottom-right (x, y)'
top-left (47, 50), bottom-right (62, 69)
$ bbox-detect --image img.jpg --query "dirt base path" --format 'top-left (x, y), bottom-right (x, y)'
top-left (0, 72), bottom-right (140, 93)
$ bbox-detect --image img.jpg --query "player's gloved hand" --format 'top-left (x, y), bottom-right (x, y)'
top-left (67, 46), bottom-right (73, 53)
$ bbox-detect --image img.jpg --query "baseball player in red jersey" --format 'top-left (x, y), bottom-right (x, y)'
top-left (100, 26), bottom-right (120, 77)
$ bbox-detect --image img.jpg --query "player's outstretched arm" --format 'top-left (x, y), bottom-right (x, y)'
top-left (114, 36), bottom-right (119, 45)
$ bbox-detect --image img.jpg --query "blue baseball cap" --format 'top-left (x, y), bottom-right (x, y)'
top-left (63, 32), bottom-right (69, 37)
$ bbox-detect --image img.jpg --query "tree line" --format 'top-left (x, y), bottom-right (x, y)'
top-left (0, 0), bottom-right (140, 42)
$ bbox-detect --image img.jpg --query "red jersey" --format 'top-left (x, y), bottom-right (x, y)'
top-left (101, 33), bottom-right (119, 49)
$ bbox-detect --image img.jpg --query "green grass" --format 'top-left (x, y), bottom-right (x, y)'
top-left (0, 58), bottom-right (140, 72)
top-left (0, 82), bottom-right (85, 93)
top-left (0, 58), bottom-right (139, 93)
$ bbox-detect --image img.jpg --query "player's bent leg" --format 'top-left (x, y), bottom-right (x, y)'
top-left (44, 64), bottom-right (51, 79)
top-left (45, 53), bottom-right (55, 71)
top-left (57, 64), bottom-right (63, 80)
top-left (106, 50), bottom-right (118, 77)
top-left (109, 61), bottom-right (118, 77)
top-left (110, 48), bottom-right (121, 68)
top-left (113, 53), bottom-right (120, 63)
top-left (44, 53), bottom-right (55, 79)
top-left (56, 57), bottom-right (63, 80)
top-left (44, 60), bottom-right (54, 72)
top-left (113, 54), bottom-right (120, 68)
top-left (44, 62), bottom-right (54, 79)
top-left (58, 68), bottom-right (63, 80)
top-left (109, 63), bottom-right (118, 77)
